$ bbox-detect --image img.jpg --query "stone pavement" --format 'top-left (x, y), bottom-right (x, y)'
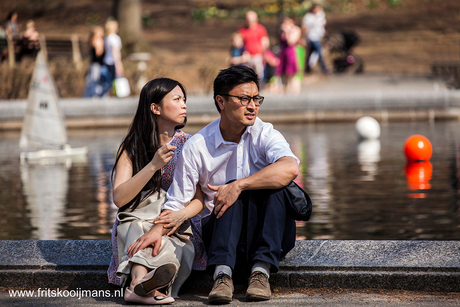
top-left (2, 288), bottom-right (460, 306)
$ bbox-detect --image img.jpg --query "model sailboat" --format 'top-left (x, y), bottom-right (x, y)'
top-left (19, 51), bottom-right (88, 164)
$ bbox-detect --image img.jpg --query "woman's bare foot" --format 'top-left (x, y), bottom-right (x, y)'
top-left (148, 289), bottom-right (165, 297)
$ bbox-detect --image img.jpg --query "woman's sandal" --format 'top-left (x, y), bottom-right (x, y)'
top-left (134, 263), bottom-right (177, 296)
top-left (125, 287), bottom-right (175, 304)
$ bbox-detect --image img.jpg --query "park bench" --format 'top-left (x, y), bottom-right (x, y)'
top-left (1, 34), bottom-right (84, 68)
top-left (40, 34), bottom-right (84, 68)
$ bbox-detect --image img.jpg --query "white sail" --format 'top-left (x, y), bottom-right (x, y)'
top-left (19, 51), bottom-right (67, 149)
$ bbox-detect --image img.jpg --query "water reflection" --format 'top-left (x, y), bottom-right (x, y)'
top-left (357, 139), bottom-right (380, 181)
top-left (279, 121), bottom-right (460, 240)
top-left (405, 161), bottom-right (432, 199)
top-left (1, 122), bottom-right (460, 240)
top-left (289, 136), bottom-right (308, 240)
top-left (305, 134), bottom-right (333, 240)
top-left (20, 154), bottom-right (88, 239)
top-left (60, 131), bottom-right (120, 240)
top-left (90, 149), bottom-right (115, 237)
top-left (20, 163), bottom-right (69, 239)
top-left (451, 141), bottom-right (460, 223)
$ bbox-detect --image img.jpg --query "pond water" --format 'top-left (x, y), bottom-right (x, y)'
top-left (1, 121), bottom-right (459, 241)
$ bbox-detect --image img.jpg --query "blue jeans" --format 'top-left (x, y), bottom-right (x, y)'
top-left (83, 63), bottom-right (103, 98)
top-left (100, 64), bottom-right (116, 97)
top-left (306, 40), bottom-right (328, 73)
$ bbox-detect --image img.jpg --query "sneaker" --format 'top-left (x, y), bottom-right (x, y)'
top-left (208, 273), bottom-right (234, 304)
top-left (246, 271), bottom-right (271, 301)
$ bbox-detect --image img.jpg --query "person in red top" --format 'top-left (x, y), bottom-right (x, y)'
top-left (238, 10), bottom-right (269, 82)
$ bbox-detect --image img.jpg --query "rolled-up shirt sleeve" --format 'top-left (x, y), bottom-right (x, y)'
top-left (163, 141), bottom-right (200, 211)
top-left (262, 124), bottom-right (300, 165)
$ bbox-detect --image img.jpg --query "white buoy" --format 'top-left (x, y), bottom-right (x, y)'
top-left (355, 116), bottom-right (381, 140)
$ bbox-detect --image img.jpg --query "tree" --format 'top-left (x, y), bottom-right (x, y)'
top-left (113, 0), bottom-right (150, 54)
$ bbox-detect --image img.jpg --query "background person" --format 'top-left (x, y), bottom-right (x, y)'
top-left (274, 17), bottom-right (302, 94)
top-left (227, 32), bottom-right (250, 66)
top-left (20, 19), bottom-right (40, 58)
top-left (101, 19), bottom-right (124, 96)
top-left (83, 25), bottom-right (105, 97)
top-left (238, 11), bottom-right (269, 82)
top-left (302, 4), bottom-right (329, 74)
top-left (4, 11), bottom-right (19, 41)
top-left (4, 11), bottom-right (21, 60)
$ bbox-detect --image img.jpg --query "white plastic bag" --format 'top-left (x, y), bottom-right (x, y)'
top-left (113, 77), bottom-right (131, 98)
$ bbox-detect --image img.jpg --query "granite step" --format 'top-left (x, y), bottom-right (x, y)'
top-left (1, 240), bottom-right (459, 292)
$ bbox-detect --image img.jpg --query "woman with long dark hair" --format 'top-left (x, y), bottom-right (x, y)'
top-left (107, 78), bottom-right (204, 304)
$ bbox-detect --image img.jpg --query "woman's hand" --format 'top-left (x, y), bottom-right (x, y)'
top-left (154, 209), bottom-right (187, 236)
top-left (127, 224), bottom-right (164, 258)
top-left (151, 144), bottom-right (177, 170)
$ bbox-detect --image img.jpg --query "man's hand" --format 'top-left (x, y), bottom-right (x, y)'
top-left (127, 224), bottom-right (163, 258)
top-left (208, 181), bottom-right (242, 219)
top-left (154, 209), bottom-right (187, 236)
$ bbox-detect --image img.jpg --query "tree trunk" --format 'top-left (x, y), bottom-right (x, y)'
top-left (112, 0), bottom-right (119, 19)
top-left (114, 0), bottom-right (150, 54)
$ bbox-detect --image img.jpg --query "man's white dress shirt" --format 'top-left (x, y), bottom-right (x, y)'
top-left (163, 117), bottom-right (299, 218)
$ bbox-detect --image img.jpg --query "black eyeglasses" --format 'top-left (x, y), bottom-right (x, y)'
top-left (221, 94), bottom-right (264, 107)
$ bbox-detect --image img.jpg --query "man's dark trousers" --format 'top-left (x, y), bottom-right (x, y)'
top-left (201, 187), bottom-right (296, 280)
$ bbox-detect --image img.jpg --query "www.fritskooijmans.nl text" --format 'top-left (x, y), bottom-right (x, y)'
top-left (8, 288), bottom-right (123, 299)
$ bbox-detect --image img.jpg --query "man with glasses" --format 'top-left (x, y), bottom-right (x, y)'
top-left (132, 65), bottom-right (299, 304)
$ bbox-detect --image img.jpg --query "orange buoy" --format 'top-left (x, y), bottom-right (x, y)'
top-left (404, 135), bottom-right (432, 162)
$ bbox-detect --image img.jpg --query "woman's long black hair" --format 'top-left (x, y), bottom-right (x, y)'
top-left (112, 78), bottom-right (187, 212)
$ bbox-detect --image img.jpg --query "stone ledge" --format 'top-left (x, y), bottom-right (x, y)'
top-left (272, 271), bottom-right (460, 292)
top-left (1, 90), bottom-right (460, 131)
top-left (1, 89), bottom-right (459, 121)
top-left (0, 240), bottom-right (111, 270)
top-left (1, 108), bottom-right (460, 131)
top-left (283, 240), bottom-right (460, 270)
top-left (1, 240), bottom-right (459, 292)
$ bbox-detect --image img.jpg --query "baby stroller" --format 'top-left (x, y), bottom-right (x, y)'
top-left (327, 31), bottom-right (364, 74)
